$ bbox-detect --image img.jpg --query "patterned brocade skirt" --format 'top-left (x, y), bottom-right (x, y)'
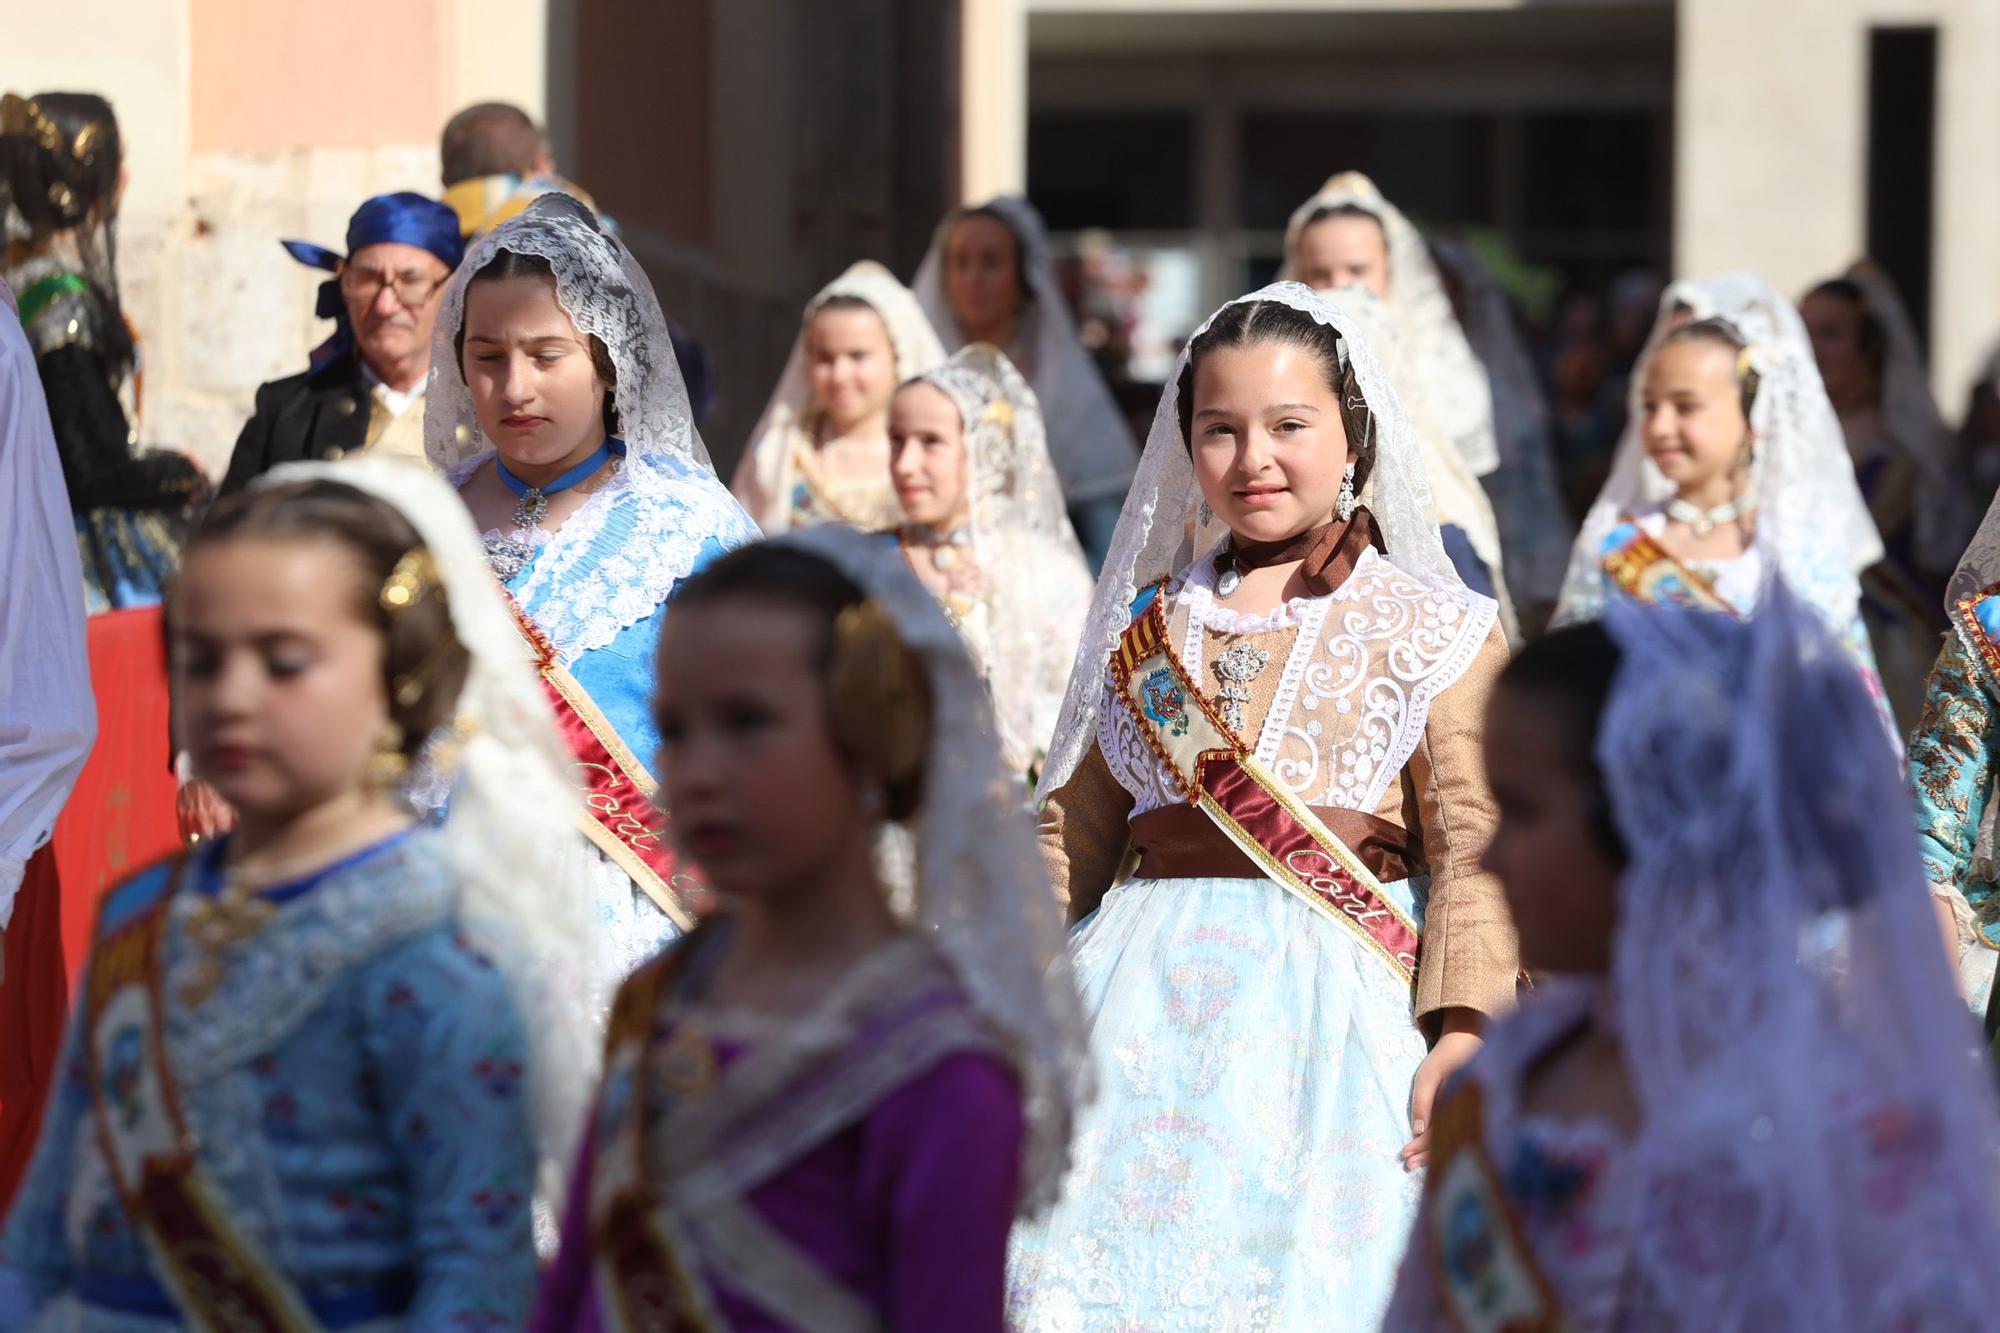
top-left (1008, 874), bottom-right (1428, 1332)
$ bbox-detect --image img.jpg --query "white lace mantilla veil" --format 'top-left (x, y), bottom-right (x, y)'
top-left (1594, 587), bottom-right (2000, 1328)
top-left (771, 523), bottom-right (1089, 1215)
top-left (908, 343), bottom-right (1093, 758)
top-left (1841, 259), bottom-right (1975, 572)
top-left (424, 192), bottom-right (715, 476)
top-left (252, 456), bottom-right (596, 1194)
top-left (732, 260), bottom-right (947, 532)
top-left (1279, 172), bottom-right (1500, 478)
top-left (1554, 272), bottom-right (1885, 632)
top-left (1038, 281), bottom-right (1455, 796)
top-left (912, 195), bottom-right (1139, 503)
top-left (1321, 281), bottom-right (1522, 645)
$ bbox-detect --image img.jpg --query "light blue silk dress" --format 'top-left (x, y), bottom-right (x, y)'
top-left (488, 446), bottom-right (759, 986)
top-left (0, 830), bottom-right (537, 1331)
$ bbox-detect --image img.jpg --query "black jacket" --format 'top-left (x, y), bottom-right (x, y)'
top-left (219, 356), bottom-right (373, 497)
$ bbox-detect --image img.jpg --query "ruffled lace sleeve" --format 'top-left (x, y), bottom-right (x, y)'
top-left (1037, 741), bottom-right (1134, 924)
top-left (1407, 621), bottom-right (1519, 1023)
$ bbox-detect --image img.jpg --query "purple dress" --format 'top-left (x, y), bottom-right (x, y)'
top-left (531, 987), bottom-right (1025, 1331)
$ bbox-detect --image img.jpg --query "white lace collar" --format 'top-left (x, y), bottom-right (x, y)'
top-left (163, 834), bottom-right (456, 1078)
top-left (452, 451), bottom-right (757, 661)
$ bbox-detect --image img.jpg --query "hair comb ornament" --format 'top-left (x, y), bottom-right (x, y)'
top-left (380, 546), bottom-right (440, 613)
top-left (0, 94), bottom-right (62, 154)
top-left (832, 597), bottom-right (928, 788)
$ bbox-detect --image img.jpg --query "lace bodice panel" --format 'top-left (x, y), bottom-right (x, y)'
top-left (1097, 546), bottom-right (1498, 819)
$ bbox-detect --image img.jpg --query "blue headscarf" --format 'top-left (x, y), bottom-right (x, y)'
top-left (282, 192), bottom-right (464, 378)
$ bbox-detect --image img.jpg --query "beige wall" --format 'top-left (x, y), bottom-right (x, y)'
top-left (1678, 0), bottom-right (2000, 405)
top-left (5, 0), bottom-right (544, 473)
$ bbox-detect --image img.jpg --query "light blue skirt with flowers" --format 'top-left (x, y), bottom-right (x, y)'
top-left (1008, 874), bottom-right (1427, 1332)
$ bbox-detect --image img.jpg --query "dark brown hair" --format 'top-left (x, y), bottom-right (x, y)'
top-left (458, 246), bottom-right (621, 435)
top-left (440, 102), bottom-right (542, 187)
top-left (1, 91), bottom-right (133, 368)
top-left (1658, 316), bottom-right (1761, 419)
top-left (185, 482), bottom-right (470, 760)
top-left (1175, 299), bottom-right (1376, 493)
top-left (1497, 620), bottom-right (1627, 865)
top-left (1, 91), bottom-right (122, 235)
top-left (1301, 201), bottom-right (1385, 239)
top-left (666, 545), bottom-right (931, 821)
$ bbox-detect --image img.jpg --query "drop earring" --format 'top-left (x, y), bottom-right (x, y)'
top-left (366, 721), bottom-right (409, 793)
top-left (1335, 461), bottom-right (1358, 522)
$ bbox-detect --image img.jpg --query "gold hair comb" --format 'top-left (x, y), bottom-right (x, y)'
top-left (380, 547), bottom-right (439, 614)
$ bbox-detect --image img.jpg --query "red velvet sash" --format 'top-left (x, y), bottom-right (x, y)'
top-left (507, 598), bottom-right (697, 929)
top-left (1112, 586), bottom-right (1420, 987)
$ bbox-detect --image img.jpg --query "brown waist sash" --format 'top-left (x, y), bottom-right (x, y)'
top-left (1131, 803), bottom-right (1416, 884)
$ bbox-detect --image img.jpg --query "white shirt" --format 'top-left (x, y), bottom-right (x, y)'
top-left (361, 360), bottom-right (427, 419)
top-left (0, 286), bottom-right (97, 924)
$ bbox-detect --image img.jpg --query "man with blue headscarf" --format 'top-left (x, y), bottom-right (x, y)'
top-left (219, 192), bottom-right (464, 494)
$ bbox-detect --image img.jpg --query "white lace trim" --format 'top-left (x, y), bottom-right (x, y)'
top-left (1177, 539), bottom-right (1314, 633)
top-left (468, 453), bottom-right (757, 661)
top-left (1100, 548), bottom-right (1495, 816)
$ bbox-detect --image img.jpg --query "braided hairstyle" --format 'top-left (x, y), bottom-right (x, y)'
top-left (1, 91), bottom-right (132, 366)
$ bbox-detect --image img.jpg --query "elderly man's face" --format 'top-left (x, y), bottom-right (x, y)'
top-left (339, 242), bottom-right (450, 379)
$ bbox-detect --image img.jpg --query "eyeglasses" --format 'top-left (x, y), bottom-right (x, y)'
top-left (339, 266), bottom-right (445, 307)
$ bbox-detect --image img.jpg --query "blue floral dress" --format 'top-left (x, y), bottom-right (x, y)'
top-left (0, 830), bottom-right (539, 1331)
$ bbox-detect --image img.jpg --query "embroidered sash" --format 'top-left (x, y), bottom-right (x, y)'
top-left (83, 862), bottom-right (321, 1333)
top-left (1598, 520), bottom-right (1738, 616)
top-left (594, 933), bottom-right (988, 1333)
top-left (1423, 1079), bottom-right (1574, 1333)
top-left (591, 950), bottom-right (724, 1333)
top-left (1111, 584), bottom-right (1421, 987)
top-left (507, 595), bottom-right (697, 929)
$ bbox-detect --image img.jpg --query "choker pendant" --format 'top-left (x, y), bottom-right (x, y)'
top-left (1215, 548), bottom-right (1244, 598)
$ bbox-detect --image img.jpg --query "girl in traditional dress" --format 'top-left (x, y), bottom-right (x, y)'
top-left (1802, 262), bottom-right (1969, 730)
top-left (427, 193), bottom-right (759, 990)
top-left (913, 196), bottom-right (1139, 569)
top-left (1384, 589), bottom-right (2000, 1331)
top-left (529, 524), bottom-right (1086, 1332)
top-left (734, 261), bottom-right (946, 533)
top-left (1554, 273), bottom-right (1887, 705)
top-left (1, 91), bottom-right (206, 611)
top-left (1007, 284), bottom-right (1518, 1332)
top-left (0, 457), bottom-right (592, 1329)
top-left (1906, 488), bottom-right (2000, 1028)
top-left (1280, 175), bottom-right (1519, 625)
top-left (886, 343), bottom-right (1093, 776)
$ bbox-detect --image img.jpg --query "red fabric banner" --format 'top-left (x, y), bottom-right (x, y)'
top-left (53, 607), bottom-right (182, 983)
top-left (0, 607), bottom-right (177, 1210)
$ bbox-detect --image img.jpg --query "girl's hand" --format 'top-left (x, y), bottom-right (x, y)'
top-left (1402, 1009), bottom-right (1485, 1171)
top-left (177, 778), bottom-right (237, 845)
